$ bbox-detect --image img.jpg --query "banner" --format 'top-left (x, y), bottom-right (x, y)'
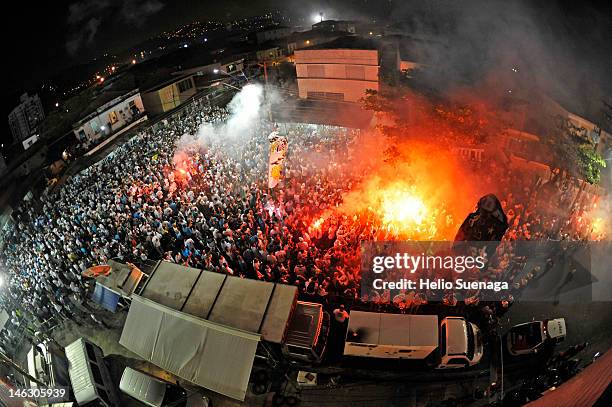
top-left (268, 134), bottom-right (288, 189)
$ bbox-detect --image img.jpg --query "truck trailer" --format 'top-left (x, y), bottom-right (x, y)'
top-left (118, 261), bottom-right (330, 401)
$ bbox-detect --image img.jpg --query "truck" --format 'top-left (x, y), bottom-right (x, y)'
top-left (344, 311), bottom-right (483, 369)
top-left (506, 318), bottom-right (566, 356)
top-left (118, 261), bottom-right (330, 401)
top-left (26, 341), bottom-right (74, 407)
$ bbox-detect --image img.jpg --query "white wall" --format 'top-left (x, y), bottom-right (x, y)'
top-left (73, 93), bottom-right (144, 142)
top-left (295, 48), bottom-right (379, 102)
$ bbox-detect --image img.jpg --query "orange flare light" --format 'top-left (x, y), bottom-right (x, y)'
top-left (381, 188), bottom-right (427, 226)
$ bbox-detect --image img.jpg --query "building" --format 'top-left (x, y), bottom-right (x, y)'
top-left (284, 30), bottom-right (349, 56)
top-left (8, 93), bottom-right (45, 144)
top-left (295, 36), bottom-right (379, 102)
top-left (254, 46), bottom-right (284, 63)
top-left (312, 20), bottom-right (356, 34)
top-left (0, 153), bottom-right (6, 177)
top-left (566, 112), bottom-right (611, 155)
top-left (255, 26), bottom-right (292, 44)
top-left (141, 74), bottom-right (197, 115)
top-left (72, 89), bottom-right (145, 144)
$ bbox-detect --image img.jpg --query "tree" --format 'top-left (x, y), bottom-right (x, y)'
top-left (546, 116), bottom-right (606, 184)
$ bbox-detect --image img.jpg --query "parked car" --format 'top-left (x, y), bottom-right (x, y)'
top-left (506, 318), bottom-right (566, 356)
top-left (119, 367), bottom-right (211, 407)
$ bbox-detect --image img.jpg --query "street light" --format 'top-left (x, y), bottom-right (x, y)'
top-left (214, 67), bottom-right (249, 82)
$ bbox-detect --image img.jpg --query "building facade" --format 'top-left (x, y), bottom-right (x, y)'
top-left (8, 93), bottom-right (45, 144)
top-left (0, 153), bottom-right (6, 177)
top-left (72, 89), bottom-right (145, 144)
top-left (255, 26), bottom-right (291, 44)
top-left (295, 37), bottom-right (379, 102)
top-left (141, 75), bottom-right (197, 115)
top-left (312, 20), bottom-right (356, 34)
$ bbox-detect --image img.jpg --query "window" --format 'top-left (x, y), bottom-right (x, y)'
top-left (90, 363), bottom-right (104, 386)
top-left (324, 92), bottom-right (344, 101)
top-left (440, 324), bottom-right (447, 356)
top-left (85, 342), bottom-right (97, 361)
top-left (108, 111), bottom-right (118, 125)
top-left (447, 358), bottom-right (468, 366)
top-left (287, 345), bottom-right (310, 356)
top-left (177, 78), bottom-right (193, 93)
top-left (346, 65), bottom-right (365, 80)
top-left (467, 323), bottom-right (475, 360)
top-left (307, 91), bottom-right (325, 99)
top-left (306, 91), bottom-right (344, 101)
top-left (307, 64), bottom-right (325, 78)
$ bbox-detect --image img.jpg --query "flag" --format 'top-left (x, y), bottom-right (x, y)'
top-left (454, 194), bottom-right (509, 257)
top-left (268, 135), bottom-right (288, 189)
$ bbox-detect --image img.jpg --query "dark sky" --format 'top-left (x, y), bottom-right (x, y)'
top-left (6, 0), bottom-right (612, 122)
top-left (7, 0), bottom-right (388, 94)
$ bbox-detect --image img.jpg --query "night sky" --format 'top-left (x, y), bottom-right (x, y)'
top-left (6, 0), bottom-right (612, 121)
top-left (7, 0), bottom-right (391, 94)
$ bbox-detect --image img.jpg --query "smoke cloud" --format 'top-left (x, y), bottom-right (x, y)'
top-left (388, 0), bottom-right (611, 125)
top-left (174, 83), bottom-right (279, 162)
top-left (66, 0), bottom-right (164, 55)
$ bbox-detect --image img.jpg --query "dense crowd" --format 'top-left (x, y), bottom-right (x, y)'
top-left (0, 92), bottom-right (604, 350)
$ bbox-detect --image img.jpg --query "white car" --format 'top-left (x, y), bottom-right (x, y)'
top-left (506, 318), bottom-right (566, 356)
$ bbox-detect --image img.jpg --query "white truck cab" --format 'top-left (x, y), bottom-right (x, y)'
top-left (437, 317), bottom-right (483, 369)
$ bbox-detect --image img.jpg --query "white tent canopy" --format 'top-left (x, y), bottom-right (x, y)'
top-left (119, 295), bottom-right (260, 401)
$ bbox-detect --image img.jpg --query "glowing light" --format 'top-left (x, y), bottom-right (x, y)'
top-left (213, 68), bottom-right (220, 74)
top-left (591, 217), bottom-right (607, 239)
top-left (132, 59), bottom-right (137, 64)
top-left (312, 218), bottom-right (324, 229)
top-left (305, 40), bottom-right (310, 45)
top-left (381, 189), bottom-right (427, 226)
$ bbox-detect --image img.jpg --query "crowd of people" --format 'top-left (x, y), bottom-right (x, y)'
top-left (0, 89), bottom-right (605, 351)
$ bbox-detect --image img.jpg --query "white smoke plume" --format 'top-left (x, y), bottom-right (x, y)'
top-left (174, 83), bottom-right (277, 163)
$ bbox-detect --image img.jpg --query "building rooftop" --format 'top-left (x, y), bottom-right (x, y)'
top-left (300, 35), bottom-right (378, 51)
top-left (312, 20), bottom-right (355, 27)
